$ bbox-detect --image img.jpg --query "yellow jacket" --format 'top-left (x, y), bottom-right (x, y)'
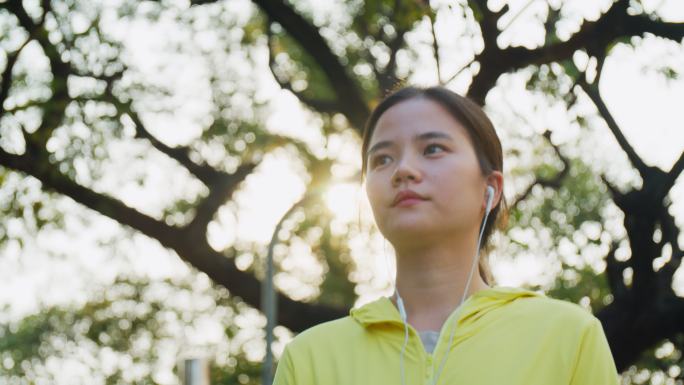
top-left (272, 286), bottom-right (620, 385)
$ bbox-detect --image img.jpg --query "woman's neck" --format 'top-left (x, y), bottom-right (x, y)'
top-left (390, 240), bottom-right (491, 332)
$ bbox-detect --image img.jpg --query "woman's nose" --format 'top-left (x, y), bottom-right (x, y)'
top-left (392, 156), bottom-right (422, 185)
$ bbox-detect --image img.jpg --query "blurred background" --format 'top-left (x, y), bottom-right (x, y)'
top-left (1, 0), bottom-right (684, 384)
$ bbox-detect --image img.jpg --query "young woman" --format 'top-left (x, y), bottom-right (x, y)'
top-left (272, 86), bottom-right (619, 385)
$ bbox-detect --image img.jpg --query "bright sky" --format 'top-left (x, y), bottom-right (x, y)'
top-left (1, 0), bottom-right (684, 381)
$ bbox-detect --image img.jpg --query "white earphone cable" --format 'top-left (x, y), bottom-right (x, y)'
top-left (431, 199), bottom-right (492, 384)
top-left (394, 186), bottom-right (495, 385)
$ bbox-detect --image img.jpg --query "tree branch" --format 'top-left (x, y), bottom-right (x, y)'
top-left (0, 39), bottom-right (30, 116)
top-left (0, 144), bottom-right (346, 332)
top-left (665, 150), bottom-right (684, 190)
top-left (468, 0), bottom-right (684, 102)
top-left (600, 174), bottom-right (622, 203)
top-left (511, 130), bottom-right (570, 210)
top-left (117, 101), bottom-right (260, 233)
top-left (185, 162), bottom-right (258, 236)
top-left (576, 73), bottom-right (650, 178)
top-left (604, 241), bottom-right (629, 300)
top-left (656, 207), bottom-right (683, 287)
top-left (6, 0), bottom-right (70, 149)
top-left (265, 21), bottom-right (340, 115)
top-left (467, 0), bottom-right (506, 49)
top-left (122, 103), bottom-right (226, 186)
top-left (429, 10), bottom-right (442, 84)
top-left (1, 0), bottom-right (47, 98)
top-left (0, 147), bottom-right (181, 245)
top-left (659, 295), bottom-right (684, 339)
top-left (375, 27), bottom-right (407, 95)
top-left (68, 69), bottom-right (247, 196)
top-left (247, 0), bottom-right (370, 131)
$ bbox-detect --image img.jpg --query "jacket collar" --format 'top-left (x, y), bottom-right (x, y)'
top-left (349, 286), bottom-right (543, 328)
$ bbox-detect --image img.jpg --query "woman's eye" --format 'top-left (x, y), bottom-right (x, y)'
top-left (425, 144), bottom-right (446, 155)
top-left (372, 155), bottom-right (391, 167)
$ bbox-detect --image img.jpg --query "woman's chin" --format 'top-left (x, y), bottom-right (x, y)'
top-left (384, 221), bottom-right (434, 238)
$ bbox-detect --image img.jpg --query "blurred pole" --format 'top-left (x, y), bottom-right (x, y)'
top-left (261, 217), bottom-right (280, 385)
top-left (262, 198), bottom-right (306, 385)
top-left (180, 358), bottom-right (210, 385)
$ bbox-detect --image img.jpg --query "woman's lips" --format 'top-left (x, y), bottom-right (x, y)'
top-left (395, 197), bottom-right (425, 207)
top-left (392, 190), bottom-right (426, 206)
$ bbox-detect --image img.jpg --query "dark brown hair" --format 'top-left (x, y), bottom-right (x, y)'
top-left (361, 86), bottom-right (508, 286)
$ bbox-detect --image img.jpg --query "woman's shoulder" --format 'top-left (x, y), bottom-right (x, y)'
top-left (509, 292), bottom-right (603, 331)
top-left (285, 315), bottom-right (365, 353)
top-left (526, 293), bottom-right (597, 315)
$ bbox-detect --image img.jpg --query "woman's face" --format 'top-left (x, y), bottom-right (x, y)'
top-left (364, 97), bottom-right (493, 245)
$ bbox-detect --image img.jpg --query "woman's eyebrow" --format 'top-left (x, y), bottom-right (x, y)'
top-left (366, 131), bottom-right (454, 157)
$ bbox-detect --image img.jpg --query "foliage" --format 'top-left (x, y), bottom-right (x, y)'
top-left (0, 275), bottom-right (266, 385)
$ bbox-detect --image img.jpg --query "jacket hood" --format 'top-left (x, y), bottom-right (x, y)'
top-left (350, 286), bottom-right (543, 329)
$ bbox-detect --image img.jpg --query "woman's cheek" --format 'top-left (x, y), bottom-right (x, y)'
top-left (365, 181), bottom-right (383, 215)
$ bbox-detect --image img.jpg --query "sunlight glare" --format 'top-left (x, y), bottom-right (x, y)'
top-left (323, 182), bottom-right (362, 223)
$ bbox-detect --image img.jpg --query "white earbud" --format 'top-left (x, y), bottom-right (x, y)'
top-left (485, 185), bottom-right (495, 214)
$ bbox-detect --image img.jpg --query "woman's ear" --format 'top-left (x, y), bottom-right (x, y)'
top-left (484, 171), bottom-right (504, 210)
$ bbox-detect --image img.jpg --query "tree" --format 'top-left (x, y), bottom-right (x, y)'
top-left (0, 275), bottom-right (264, 384)
top-left (1, 0), bottom-right (684, 382)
